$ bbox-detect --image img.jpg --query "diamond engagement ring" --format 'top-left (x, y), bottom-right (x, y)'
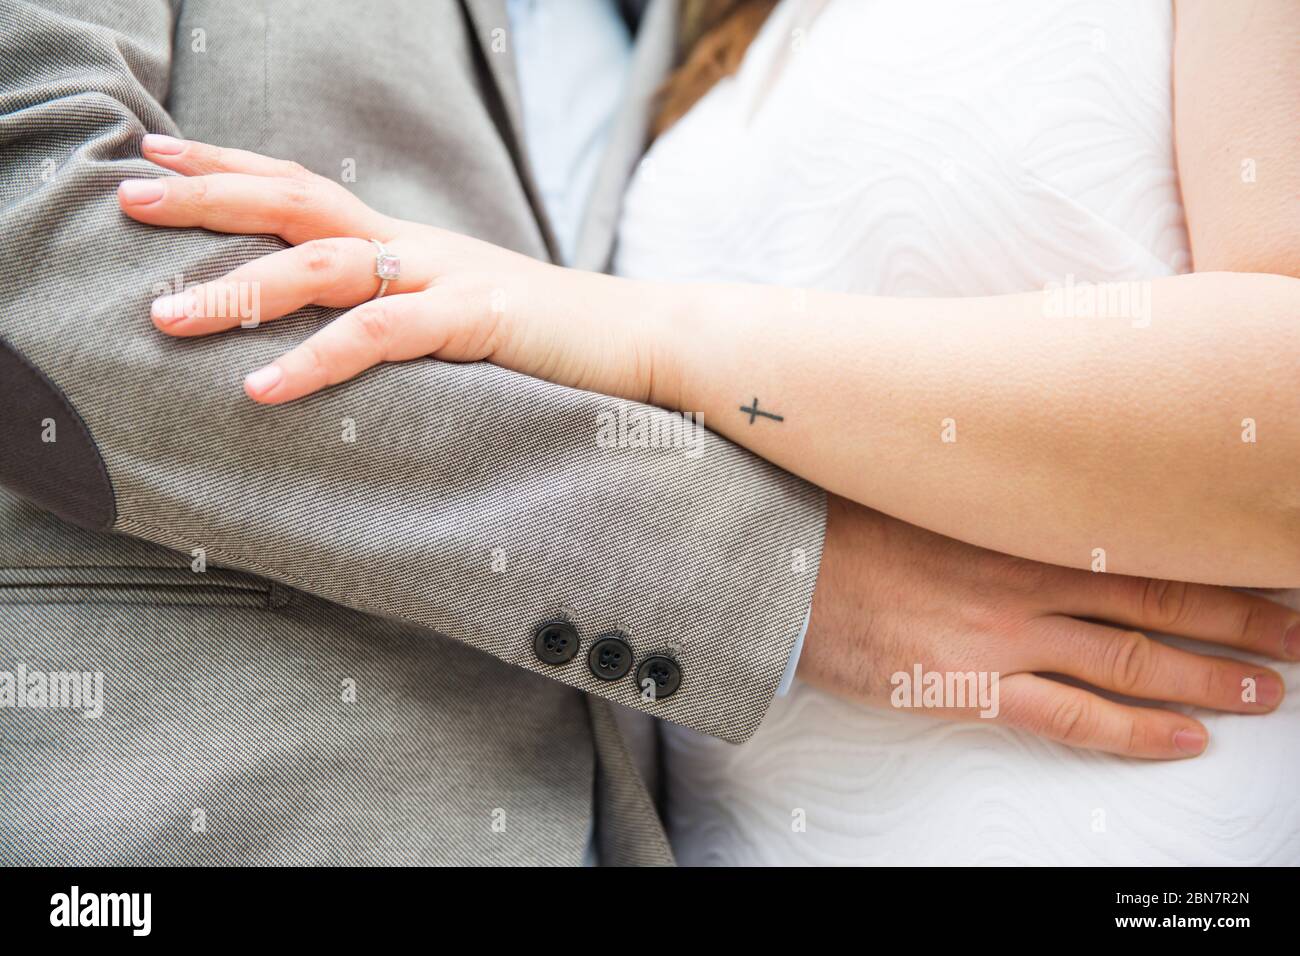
top-left (370, 239), bottom-right (400, 299)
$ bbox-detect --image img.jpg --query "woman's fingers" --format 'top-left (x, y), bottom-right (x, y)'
top-left (150, 238), bottom-right (423, 336)
top-left (242, 290), bottom-right (477, 404)
top-left (118, 171), bottom-right (391, 245)
top-left (131, 134), bottom-right (391, 241)
top-left (1047, 570), bottom-right (1300, 661)
top-left (1036, 618), bottom-right (1285, 714)
top-left (141, 134), bottom-right (314, 180)
top-left (996, 673), bottom-right (1209, 759)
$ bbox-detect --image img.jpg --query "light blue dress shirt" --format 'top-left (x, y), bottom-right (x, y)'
top-left (507, 0), bottom-right (633, 264)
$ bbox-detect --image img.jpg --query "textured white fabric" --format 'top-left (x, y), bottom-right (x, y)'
top-left (615, 0), bottom-right (1300, 864)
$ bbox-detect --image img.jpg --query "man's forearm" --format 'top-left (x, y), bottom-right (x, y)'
top-left (0, 0), bottom-right (826, 741)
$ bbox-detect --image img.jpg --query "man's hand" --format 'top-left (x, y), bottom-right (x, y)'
top-left (799, 495), bottom-right (1295, 759)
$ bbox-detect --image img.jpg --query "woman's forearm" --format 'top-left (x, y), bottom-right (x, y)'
top-left (118, 139), bottom-right (1300, 587)
top-left (661, 271), bottom-right (1300, 586)
top-left (1174, 0), bottom-right (1300, 278)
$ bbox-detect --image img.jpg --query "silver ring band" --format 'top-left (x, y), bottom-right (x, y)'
top-left (370, 239), bottom-right (400, 299)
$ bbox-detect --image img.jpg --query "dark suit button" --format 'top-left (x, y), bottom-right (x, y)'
top-left (588, 634), bottom-right (633, 681)
top-left (635, 656), bottom-right (681, 700)
top-left (533, 620), bottom-right (580, 665)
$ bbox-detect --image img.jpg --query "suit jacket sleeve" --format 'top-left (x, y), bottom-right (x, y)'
top-left (0, 0), bottom-right (826, 742)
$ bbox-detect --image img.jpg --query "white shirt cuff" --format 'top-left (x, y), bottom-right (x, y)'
top-left (776, 607), bottom-right (811, 696)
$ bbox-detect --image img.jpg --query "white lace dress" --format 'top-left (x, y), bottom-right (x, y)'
top-left (613, 0), bottom-right (1300, 864)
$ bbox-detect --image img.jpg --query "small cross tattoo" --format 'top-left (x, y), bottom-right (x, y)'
top-left (740, 397), bottom-right (784, 425)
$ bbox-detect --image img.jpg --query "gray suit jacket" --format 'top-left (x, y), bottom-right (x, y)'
top-left (0, 0), bottom-right (826, 864)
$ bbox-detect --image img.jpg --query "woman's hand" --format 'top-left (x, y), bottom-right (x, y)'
top-left (120, 135), bottom-right (681, 406)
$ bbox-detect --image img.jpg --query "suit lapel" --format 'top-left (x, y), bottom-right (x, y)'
top-left (571, 0), bottom-right (679, 272)
top-left (460, 0), bottom-right (562, 262)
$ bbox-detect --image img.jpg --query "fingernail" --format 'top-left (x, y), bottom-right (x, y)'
top-left (1173, 728), bottom-right (1207, 756)
top-left (151, 290), bottom-right (198, 325)
top-left (141, 133), bottom-right (185, 155)
top-left (244, 365), bottom-right (282, 397)
top-left (1255, 673), bottom-right (1284, 708)
top-left (1284, 620), bottom-right (1300, 660)
top-left (118, 179), bottom-right (164, 204)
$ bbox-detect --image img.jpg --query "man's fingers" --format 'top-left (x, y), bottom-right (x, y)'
top-left (118, 172), bottom-right (391, 244)
top-left (1049, 570), bottom-right (1300, 661)
top-left (141, 134), bottom-right (314, 180)
top-left (1037, 618), bottom-right (1285, 714)
top-left (150, 238), bottom-right (423, 336)
top-left (242, 291), bottom-right (449, 404)
top-left (996, 673), bottom-right (1209, 759)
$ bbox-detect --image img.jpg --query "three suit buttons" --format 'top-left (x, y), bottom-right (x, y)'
top-left (531, 620), bottom-right (679, 700)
